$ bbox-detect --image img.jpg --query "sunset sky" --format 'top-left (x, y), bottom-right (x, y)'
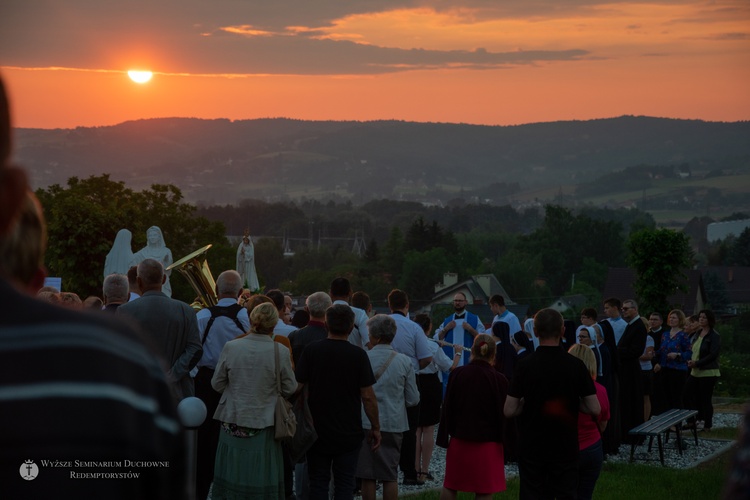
top-left (1, 0), bottom-right (749, 129)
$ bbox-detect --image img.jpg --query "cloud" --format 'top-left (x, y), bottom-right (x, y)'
top-left (0, 0), bottom-right (591, 75)
top-left (700, 32), bottom-right (749, 41)
top-left (0, 0), bottom-right (746, 77)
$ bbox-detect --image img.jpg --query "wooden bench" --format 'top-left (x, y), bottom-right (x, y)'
top-left (628, 409), bottom-right (699, 465)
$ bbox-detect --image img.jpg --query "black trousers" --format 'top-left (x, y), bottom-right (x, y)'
top-left (195, 367), bottom-right (220, 500)
top-left (398, 405), bottom-right (420, 478)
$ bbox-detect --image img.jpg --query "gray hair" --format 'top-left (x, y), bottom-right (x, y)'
top-left (367, 314), bottom-right (397, 344)
top-left (306, 291), bottom-right (332, 318)
top-left (137, 259), bottom-right (164, 287)
top-left (623, 299), bottom-right (639, 311)
top-left (103, 273), bottom-right (129, 302)
top-left (216, 270), bottom-right (243, 297)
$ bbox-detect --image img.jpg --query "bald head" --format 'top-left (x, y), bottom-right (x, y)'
top-left (137, 259), bottom-right (165, 292)
top-left (216, 270), bottom-right (243, 299)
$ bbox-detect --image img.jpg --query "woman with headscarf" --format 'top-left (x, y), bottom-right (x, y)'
top-left (103, 229), bottom-right (133, 278)
top-left (438, 334), bottom-right (508, 500)
top-left (132, 226), bottom-right (173, 296)
top-left (211, 302), bottom-right (297, 499)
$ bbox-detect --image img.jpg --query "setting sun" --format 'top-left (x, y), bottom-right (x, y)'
top-left (127, 70), bottom-right (153, 84)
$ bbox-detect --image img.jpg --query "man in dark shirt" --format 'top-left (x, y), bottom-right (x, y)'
top-left (288, 291), bottom-right (332, 367)
top-left (505, 308), bottom-right (600, 500)
top-left (618, 299), bottom-right (648, 443)
top-left (295, 304), bottom-right (381, 500)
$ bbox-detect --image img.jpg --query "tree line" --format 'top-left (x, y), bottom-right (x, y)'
top-left (39, 175), bottom-right (708, 315)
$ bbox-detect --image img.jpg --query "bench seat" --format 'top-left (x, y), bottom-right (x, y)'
top-left (628, 408), bottom-right (699, 465)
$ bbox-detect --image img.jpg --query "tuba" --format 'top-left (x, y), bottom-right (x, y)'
top-left (166, 244), bottom-right (217, 308)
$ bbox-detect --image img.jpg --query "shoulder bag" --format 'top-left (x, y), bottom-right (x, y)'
top-left (274, 342), bottom-right (297, 440)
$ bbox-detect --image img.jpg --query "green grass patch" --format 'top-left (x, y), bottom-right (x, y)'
top-left (403, 445), bottom-right (736, 499)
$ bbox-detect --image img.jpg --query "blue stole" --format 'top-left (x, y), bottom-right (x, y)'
top-left (440, 312), bottom-right (478, 394)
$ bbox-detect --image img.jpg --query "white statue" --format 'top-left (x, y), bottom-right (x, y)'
top-left (132, 226), bottom-right (173, 297)
top-left (236, 234), bottom-right (260, 291)
top-left (103, 228), bottom-right (134, 279)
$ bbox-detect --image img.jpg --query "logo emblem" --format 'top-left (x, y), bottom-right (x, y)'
top-left (20, 460), bottom-right (39, 480)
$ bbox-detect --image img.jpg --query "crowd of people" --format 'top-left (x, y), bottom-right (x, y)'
top-left (0, 76), bottom-right (732, 499)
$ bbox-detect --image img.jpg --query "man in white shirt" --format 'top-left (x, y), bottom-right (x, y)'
top-left (603, 297), bottom-right (627, 345)
top-left (267, 288), bottom-right (297, 337)
top-left (330, 277), bottom-right (370, 349)
top-left (193, 270), bottom-right (250, 500)
top-left (127, 265), bottom-right (140, 301)
top-left (490, 294), bottom-right (522, 334)
top-left (387, 289), bottom-right (433, 486)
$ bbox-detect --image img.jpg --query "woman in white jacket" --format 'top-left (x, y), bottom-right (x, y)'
top-left (212, 302), bottom-right (297, 499)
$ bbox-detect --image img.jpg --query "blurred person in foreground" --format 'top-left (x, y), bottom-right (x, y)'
top-left (438, 334), bottom-right (508, 499)
top-left (211, 302), bottom-right (296, 499)
top-left (0, 75), bottom-right (185, 498)
top-left (505, 308), bottom-right (600, 500)
top-left (0, 190), bottom-right (46, 293)
top-left (568, 344), bottom-right (610, 500)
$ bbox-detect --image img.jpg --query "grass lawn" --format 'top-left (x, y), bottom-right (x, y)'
top-left (403, 440), bottom-right (737, 499)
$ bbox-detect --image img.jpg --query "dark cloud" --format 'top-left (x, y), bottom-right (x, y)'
top-left (0, 0), bottom-right (591, 75)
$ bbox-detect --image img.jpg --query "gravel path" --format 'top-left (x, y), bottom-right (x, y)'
top-left (394, 412), bottom-right (742, 497)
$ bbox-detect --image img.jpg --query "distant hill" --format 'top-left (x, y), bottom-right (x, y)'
top-left (14, 116), bottom-right (750, 207)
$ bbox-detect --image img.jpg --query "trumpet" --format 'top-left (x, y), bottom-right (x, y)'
top-left (428, 337), bottom-right (471, 353)
top-left (166, 244), bottom-right (217, 308)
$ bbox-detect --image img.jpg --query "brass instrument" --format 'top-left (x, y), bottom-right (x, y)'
top-left (166, 244), bottom-right (217, 308)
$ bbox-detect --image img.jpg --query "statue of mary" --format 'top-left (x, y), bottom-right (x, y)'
top-left (104, 229), bottom-right (134, 278)
top-left (132, 226), bottom-right (174, 297)
top-left (236, 234), bottom-right (260, 291)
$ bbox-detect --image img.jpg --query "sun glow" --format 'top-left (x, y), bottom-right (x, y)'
top-left (127, 70), bottom-right (153, 84)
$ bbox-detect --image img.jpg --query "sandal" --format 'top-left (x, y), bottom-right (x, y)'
top-left (417, 471), bottom-right (435, 481)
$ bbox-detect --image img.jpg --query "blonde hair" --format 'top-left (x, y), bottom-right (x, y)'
top-left (471, 334), bottom-right (496, 363)
top-left (250, 302), bottom-right (278, 335)
top-left (568, 344), bottom-right (597, 380)
top-left (668, 309), bottom-right (686, 328)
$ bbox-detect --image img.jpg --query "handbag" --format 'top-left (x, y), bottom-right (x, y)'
top-left (288, 385), bottom-right (318, 463)
top-left (274, 342), bottom-right (297, 441)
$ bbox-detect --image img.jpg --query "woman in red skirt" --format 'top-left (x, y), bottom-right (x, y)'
top-left (437, 334), bottom-right (509, 499)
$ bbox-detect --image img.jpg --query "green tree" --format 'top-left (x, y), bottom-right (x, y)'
top-left (254, 237), bottom-right (286, 289)
top-left (379, 227), bottom-right (405, 279)
top-left (37, 175), bottom-right (229, 301)
top-left (521, 205), bottom-right (625, 294)
top-left (729, 227), bottom-right (750, 266)
top-left (399, 248), bottom-right (452, 301)
top-left (703, 270), bottom-right (731, 313)
top-left (627, 228), bottom-right (694, 314)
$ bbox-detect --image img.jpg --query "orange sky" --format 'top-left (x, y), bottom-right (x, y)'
top-left (2, 1), bottom-right (749, 128)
